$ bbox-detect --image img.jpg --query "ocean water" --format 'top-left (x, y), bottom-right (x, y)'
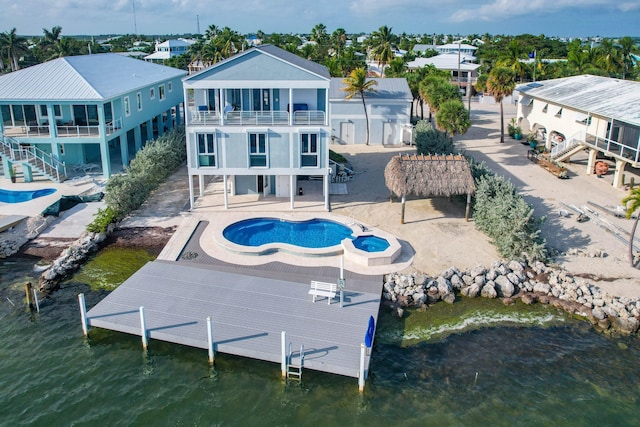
top-left (2, 253), bottom-right (640, 426)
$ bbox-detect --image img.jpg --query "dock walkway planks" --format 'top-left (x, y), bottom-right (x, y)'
top-left (86, 260), bottom-right (382, 378)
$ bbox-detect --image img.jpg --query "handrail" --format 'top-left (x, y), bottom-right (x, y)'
top-left (550, 130), bottom-right (585, 158)
top-left (0, 131), bottom-right (66, 182)
top-left (226, 110), bottom-right (289, 125)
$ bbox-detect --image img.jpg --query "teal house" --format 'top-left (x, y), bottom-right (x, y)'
top-left (183, 45), bottom-right (332, 210)
top-left (0, 53), bottom-right (187, 181)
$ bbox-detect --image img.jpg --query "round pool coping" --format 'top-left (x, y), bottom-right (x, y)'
top-left (199, 213), bottom-right (406, 271)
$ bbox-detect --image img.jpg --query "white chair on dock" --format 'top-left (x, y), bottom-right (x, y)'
top-left (309, 281), bottom-right (337, 304)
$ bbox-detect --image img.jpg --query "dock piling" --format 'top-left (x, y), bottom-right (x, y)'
top-left (25, 282), bottom-right (34, 310)
top-left (78, 293), bottom-right (89, 336)
top-left (139, 306), bottom-right (148, 350)
top-left (33, 289), bottom-right (40, 313)
top-left (207, 316), bottom-right (215, 365)
top-left (281, 331), bottom-right (287, 378)
top-left (358, 343), bottom-right (366, 392)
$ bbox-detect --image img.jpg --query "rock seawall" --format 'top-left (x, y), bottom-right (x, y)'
top-left (384, 260), bottom-right (640, 336)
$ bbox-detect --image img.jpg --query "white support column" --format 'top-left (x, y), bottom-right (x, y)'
top-left (289, 88), bottom-right (294, 125)
top-left (188, 174), bottom-right (195, 210)
top-left (324, 87), bottom-right (329, 126)
top-left (358, 343), bottom-right (366, 392)
top-left (78, 293), bottom-right (89, 336)
top-left (613, 159), bottom-right (626, 189)
top-left (223, 174), bottom-right (229, 209)
top-left (207, 316), bottom-right (215, 365)
top-left (324, 173), bottom-right (329, 211)
top-left (586, 149), bottom-right (598, 175)
top-left (220, 89), bottom-right (226, 126)
top-left (281, 331), bottom-right (287, 378)
top-left (139, 306), bottom-right (148, 350)
top-left (290, 175), bottom-right (295, 210)
top-left (198, 174), bottom-right (205, 196)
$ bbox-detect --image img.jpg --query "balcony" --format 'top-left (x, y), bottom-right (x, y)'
top-left (2, 118), bottom-right (122, 139)
top-left (188, 109), bottom-right (326, 127)
top-left (584, 133), bottom-right (640, 165)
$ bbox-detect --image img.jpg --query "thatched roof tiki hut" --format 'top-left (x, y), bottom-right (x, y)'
top-left (384, 154), bottom-right (476, 224)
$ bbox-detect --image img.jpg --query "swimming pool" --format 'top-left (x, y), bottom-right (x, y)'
top-left (0, 188), bottom-right (56, 203)
top-left (352, 235), bottom-right (390, 252)
top-left (223, 218), bottom-right (354, 249)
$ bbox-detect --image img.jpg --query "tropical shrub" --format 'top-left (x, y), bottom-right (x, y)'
top-left (86, 206), bottom-right (119, 233)
top-left (88, 127), bottom-right (186, 232)
top-left (414, 120), bottom-right (455, 155)
top-left (473, 172), bottom-right (547, 261)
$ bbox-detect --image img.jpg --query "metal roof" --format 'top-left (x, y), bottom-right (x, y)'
top-left (329, 77), bottom-right (412, 101)
top-left (516, 75), bottom-right (640, 127)
top-left (185, 44), bottom-right (330, 82)
top-left (0, 53), bottom-right (187, 102)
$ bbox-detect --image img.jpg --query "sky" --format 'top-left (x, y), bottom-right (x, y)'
top-left (1, 0), bottom-right (639, 38)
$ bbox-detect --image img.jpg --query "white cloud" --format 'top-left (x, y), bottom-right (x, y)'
top-left (449, 0), bottom-right (640, 23)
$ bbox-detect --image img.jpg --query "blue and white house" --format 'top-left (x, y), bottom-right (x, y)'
top-left (182, 45), bottom-right (332, 210)
top-left (0, 53), bottom-right (187, 181)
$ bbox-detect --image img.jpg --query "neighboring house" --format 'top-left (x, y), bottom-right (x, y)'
top-left (329, 77), bottom-right (413, 145)
top-left (407, 53), bottom-right (480, 96)
top-left (182, 44), bottom-right (332, 210)
top-left (145, 39), bottom-right (195, 63)
top-left (413, 43), bottom-right (478, 59)
top-left (516, 74), bottom-right (640, 188)
top-left (0, 53), bottom-right (186, 181)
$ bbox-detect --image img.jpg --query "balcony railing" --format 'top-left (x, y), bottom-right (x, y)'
top-left (188, 109), bottom-right (326, 126)
top-left (2, 117), bottom-right (122, 138)
top-left (584, 133), bottom-right (640, 164)
top-left (293, 110), bottom-right (325, 125)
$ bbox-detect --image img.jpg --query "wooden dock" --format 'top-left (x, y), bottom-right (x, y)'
top-left (86, 260), bottom-right (382, 379)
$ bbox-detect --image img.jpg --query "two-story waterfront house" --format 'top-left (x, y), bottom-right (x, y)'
top-left (0, 54), bottom-right (186, 181)
top-left (183, 45), bottom-right (332, 210)
top-left (516, 75), bottom-right (640, 188)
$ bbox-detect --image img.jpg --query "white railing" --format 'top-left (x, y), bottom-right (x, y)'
top-left (106, 118), bottom-right (122, 135)
top-left (293, 110), bottom-right (325, 125)
top-left (56, 125), bottom-right (101, 138)
top-left (189, 109), bottom-right (220, 126)
top-left (0, 132), bottom-right (66, 182)
top-left (2, 125), bottom-right (51, 138)
top-left (226, 110), bottom-right (289, 125)
top-left (550, 130), bottom-right (585, 158)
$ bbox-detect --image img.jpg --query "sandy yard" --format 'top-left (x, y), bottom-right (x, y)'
top-left (329, 101), bottom-right (640, 298)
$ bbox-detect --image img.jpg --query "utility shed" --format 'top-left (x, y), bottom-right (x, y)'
top-left (384, 153), bottom-right (475, 223)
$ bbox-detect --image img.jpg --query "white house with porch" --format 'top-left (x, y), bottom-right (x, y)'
top-left (516, 74), bottom-right (640, 188)
top-left (182, 44), bottom-right (332, 210)
top-left (407, 54), bottom-right (480, 97)
top-left (0, 54), bottom-right (186, 182)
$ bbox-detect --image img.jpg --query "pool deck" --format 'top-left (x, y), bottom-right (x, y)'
top-left (86, 259), bottom-right (382, 379)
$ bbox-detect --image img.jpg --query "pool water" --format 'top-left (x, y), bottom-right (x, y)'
top-left (352, 235), bottom-right (390, 252)
top-left (223, 218), bottom-right (353, 248)
top-left (0, 187), bottom-right (56, 203)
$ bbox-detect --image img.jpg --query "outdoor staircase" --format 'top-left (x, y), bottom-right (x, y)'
top-left (550, 136), bottom-right (586, 163)
top-left (0, 133), bottom-right (67, 183)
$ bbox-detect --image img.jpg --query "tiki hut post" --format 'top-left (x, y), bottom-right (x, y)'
top-left (465, 193), bottom-right (471, 221)
top-left (400, 195), bottom-right (406, 224)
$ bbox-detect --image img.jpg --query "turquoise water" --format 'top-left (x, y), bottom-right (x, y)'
top-left (223, 217), bottom-right (353, 248)
top-left (2, 254), bottom-right (640, 425)
top-left (0, 187), bottom-right (56, 203)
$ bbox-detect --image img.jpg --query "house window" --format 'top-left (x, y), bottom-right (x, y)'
top-left (301, 133), bottom-right (319, 167)
top-left (124, 97), bottom-right (130, 116)
top-left (150, 87), bottom-right (155, 100)
top-left (197, 133), bottom-right (216, 167)
top-left (136, 92), bottom-right (142, 111)
top-left (159, 85), bottom-right (166, 101)
top-left (168, 82), bottom-right (173, 92)
top-left (248, 132), bottom-right (267, 167)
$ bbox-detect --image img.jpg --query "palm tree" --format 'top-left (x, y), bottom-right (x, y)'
top-left (436, 100), bottom-right (470, 137)
top-left (596, 38), bottom-right (622, 77)
top-left (0, 28), bottom-right (28, 71)
top-left (419, 76), bottom-right (460, 123)
top-left (617, 36), bottom-right (639, 80)
top-left (341, 68), bottom-right (378, 145)
top-left (622, 187), bottom-right (640, 268)
top-left (214, 27), bottom-right (243, 59)
top-left (331, 28), bottom-right (347, 55)
top-left (369, 25), bottom-right (394, 77)
top-left (486, 67), bottom-right (515, 143)
top-left (41, 26), bottom-right (63, 59)
top-left (496, 40), bottom-right (527, 82)
top-left (310, 23), bottom-right (328, 45)
top-left (204, 24), bottom-right (219, 41)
